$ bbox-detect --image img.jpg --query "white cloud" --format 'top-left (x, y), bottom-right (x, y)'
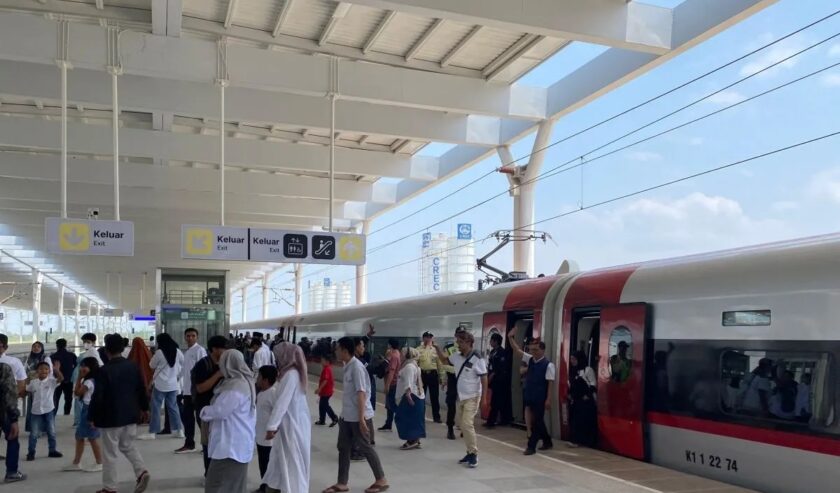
top-left (829, 43), bottom-right (840, 58)
top-left (626, 150), bottom-right (663, 162)
top-left (820, 73), bottom-right (840, 88)
top-left (739, 43), bottom-right (802, 78)
top-left (706, 90), bottom-right (746, 105)
top-left (772, 201), bottom-right (800, 212)
top-left (688, 137), bottom-right (704, 146)
top-left (809, 167), bottom-right (840, 204)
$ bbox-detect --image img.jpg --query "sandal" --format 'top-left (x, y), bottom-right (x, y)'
top-left (365, 483), bottom-right (390, 493)
top-left (322, 486), bottom-right (350, 493)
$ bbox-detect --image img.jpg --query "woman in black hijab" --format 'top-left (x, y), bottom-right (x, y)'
top-left (568, 350), bottom-right (597, 448)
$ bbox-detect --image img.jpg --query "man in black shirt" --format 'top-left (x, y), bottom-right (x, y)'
top-left (484, 333), bottom-right (512, 427)
top-left (50, 338), bottom-right (77, 416)
top-left (191, 335), bottom-right (228, 476)
top-left (89, 334), bottom-right (150, 493)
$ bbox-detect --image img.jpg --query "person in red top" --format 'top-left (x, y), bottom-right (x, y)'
top-left (315, 355), bottom-right (338, 427)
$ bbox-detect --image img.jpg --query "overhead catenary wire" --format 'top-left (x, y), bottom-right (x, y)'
top-left (364, 33), bottom-right (840, 256)
top-left (342, 129), bottom-right (840, 283)
top-left (367, 8), bottom-right (840, 237)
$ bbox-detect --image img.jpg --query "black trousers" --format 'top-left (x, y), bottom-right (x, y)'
top-left (257, 444), bottom-right (271, 480)
top-left (53, 381), bottom-right (74, 416)
top-left (421, 370), bottom-right (441, 421)
top-left (487, 381), bottom-right (512, 425)
top-left (525, 401), bottom-right (552, 450)
top-left (177, 395), bottom-right (199, 448)
top-left (318, 396), bottom-right (338, 423)
top-left (445, 372), bottom-right (457, 427)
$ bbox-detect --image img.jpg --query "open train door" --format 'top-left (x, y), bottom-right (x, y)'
top-left (597, 303), bottom-right (650, 460)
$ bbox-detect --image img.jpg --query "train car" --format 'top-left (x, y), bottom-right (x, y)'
top-left (233, 233), bottom-right (840, 493)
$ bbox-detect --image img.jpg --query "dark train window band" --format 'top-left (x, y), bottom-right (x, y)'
top-left (722, 310), bottom-right (771, 326)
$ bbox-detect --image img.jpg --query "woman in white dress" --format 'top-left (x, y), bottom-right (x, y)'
top-left (263, 342), bottom-right (311, 493)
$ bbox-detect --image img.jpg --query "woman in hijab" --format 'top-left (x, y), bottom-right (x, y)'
top-left (127, 337), bottom-right (154, 393)
top-left (141, 333), bottom-right (183, 439)
top-left (200, 350), bottom-right (256, 493)
top-left (567, 350), bottom-right (597, 448)
top-left (395, 347), bottom-right (425, 450)
top-left (263, 342), bottom-right (311, 493)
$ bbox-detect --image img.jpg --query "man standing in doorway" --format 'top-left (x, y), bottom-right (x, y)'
top-left (89, 334), bottom-right (151, 493)
top-left (378, 339), bottom-right (401, 432)
top-left (507, 327), bottom-right (555, 455)
top-left (51, 338), bottom-right (77, 416)
top-left (191, 335), bottom-right (228, 476)
top-left (0, 334), bottom-right (27, 483)
top-left (433, 330), bottom-right (488, 468)
top-left (175, 328), bottom-right (206, 454)
top-left (416, 332), bottom-right (443, 423)
top-left (484, 332), bottom-right (512, 428)
top-left (442, 326), bottom-right (466, 440)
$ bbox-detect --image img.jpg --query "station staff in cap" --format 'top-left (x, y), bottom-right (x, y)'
top-left (415, 332), bottom-right (444, 423)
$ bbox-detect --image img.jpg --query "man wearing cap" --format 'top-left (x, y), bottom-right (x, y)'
top-left (416, 332), bottom-right (443, 423)
top-left (507, 327), bottom-right (555, 456)
top-left (609, 341), bottom-right (631, 383)
top-left (442, 326), bottom-right (466, 440)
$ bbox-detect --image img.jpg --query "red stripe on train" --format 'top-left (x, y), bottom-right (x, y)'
top-left (647, 411), bottom-right (840, 457)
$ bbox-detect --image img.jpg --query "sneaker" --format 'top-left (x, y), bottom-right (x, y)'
top-left (447, 428), bottom-right (456, 440)
top-left (329, 420), bottom-right (338, 428)
top-left (467, 454), bottom-right (478, 468)
top-left (48, 451), bottom-right (64, 458)
top-left (174, 446), bottom-right (195, 455)
top-left (84, 464), bottom-right (103, 473)
top-left (25, 454), bottom-right (34, 462)
top-left (314, 421), bottom-right (326, 426)
top-left (403, 442), bottom-right (420, 450)
top-left (524, 448), bottom-right (536, 456)
top-left (62, 463), bottom-right (83, 472)
top-left (458, 453), bottom-right (471, 464)
top-left (377, 425), bottom-right (392, 432)
top-left (137, 433), bottom-right (156, 440)
top-left (4, 472), bottom-right (26, 483)
top-left (134, 470), bottom-right (150, 493)
top-left (172, 430), bottom-right (185, 439)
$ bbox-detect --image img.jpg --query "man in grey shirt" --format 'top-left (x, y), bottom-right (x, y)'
top-left (323, 337), bottom-right (388, 493)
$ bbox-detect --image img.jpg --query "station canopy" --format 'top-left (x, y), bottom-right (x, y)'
top-left (0, 0), bottom-right (776, 312)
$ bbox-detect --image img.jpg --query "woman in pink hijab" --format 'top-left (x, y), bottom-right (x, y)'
top-left (262, 343), bottom-right (311, 493)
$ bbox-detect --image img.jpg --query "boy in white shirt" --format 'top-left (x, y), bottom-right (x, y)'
top-left (255, 365), bottom-right (279, 493)
top-left (26, 361), bottom-right (64, 461)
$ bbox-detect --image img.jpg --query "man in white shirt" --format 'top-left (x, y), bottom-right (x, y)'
top-left (175, 328), bottom-right (207, 454)
top-left (0, 333), bottom-right (27, 483)
top-left (434, 330), bottom-right (488, 469)
top-left (508, 327), bottom-right (556, 455)
top-left (79, 333), bottom-right (103, 366)
top-left (250, 338), bottom-right (274, 374)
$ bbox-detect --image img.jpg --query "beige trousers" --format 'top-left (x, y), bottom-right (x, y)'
top-left (457, 396), bottom-right (480, 454)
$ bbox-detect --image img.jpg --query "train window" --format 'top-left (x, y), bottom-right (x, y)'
top-left (608, 327), bottom-right (632, 383)
top-left (722, 310), bottom-right (771, 326)
top-left (720, 349), bottom-right (833, 428)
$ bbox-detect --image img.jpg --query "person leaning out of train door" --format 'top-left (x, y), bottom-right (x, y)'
top-left (442, 326), bottom-right (467, 440)
top-left (507, 327), bottom-right (555, 455)
top-left (484, 332), bottom-right (512, 428)
top-left (416, 332), bottom-right (443, 424)
top-left (567, 351), bottom-right (597, 448)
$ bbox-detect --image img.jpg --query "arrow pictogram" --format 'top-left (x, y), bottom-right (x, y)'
top-left (192, 236), bottom-right (207, 250)
top-left (63, 227), bottom-right (85, 245)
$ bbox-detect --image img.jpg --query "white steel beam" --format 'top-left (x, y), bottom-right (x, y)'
top-left (272, 0), bottom-right (295, 37)
top-left (0, 12), bottom-right (546, 120)
top-left (0, 153), bottom-right (386, 203)
top-left (319, 2), bottom-right (352, 46)
top-left (363, 10), bottom-right (397, 54)
top-left (440, 25), bottom-right (483, 67)
top-left (347, 0), bottom-right (672, 54)
top-left (405, 18), bottom-right (443, 61)
top-left (483, 34), bottom-right (548, 81)
top-left (152, 0), bottom-right (182, 37)
top-left (224, 0), bottom-right (239, 29)
top-left (0, 60), bottom-right (506, 145)
top-left (0, 115), bottom-right (438, 179)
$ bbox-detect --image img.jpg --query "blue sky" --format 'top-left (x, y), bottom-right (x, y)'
top-left (240, 0), bottom-right (840, 320)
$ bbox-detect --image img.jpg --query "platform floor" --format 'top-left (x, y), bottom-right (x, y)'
top-left (7, 383), bottom-right (756, 493)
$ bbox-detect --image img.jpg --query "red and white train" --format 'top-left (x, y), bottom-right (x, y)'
top-left (233, 233), bottom-right (840, 493)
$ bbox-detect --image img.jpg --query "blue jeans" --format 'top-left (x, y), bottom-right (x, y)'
top-left (383, 386), bottom-right (397, 428)
top-left (1, 415), bottom-right (20, 477)
top-left (28, 412), bottom-right (57, 456)
top-left (149, 389), bottom-right (182, 434)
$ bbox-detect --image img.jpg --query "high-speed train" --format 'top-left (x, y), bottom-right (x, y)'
top-left (233, 233), bottom-right (840, 493)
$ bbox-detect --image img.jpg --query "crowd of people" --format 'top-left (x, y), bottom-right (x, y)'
top-left (0, 322), bottom-right (591, 492)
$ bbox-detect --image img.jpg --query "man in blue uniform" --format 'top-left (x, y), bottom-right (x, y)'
top-left (508, 327), bottom-right (555, 455)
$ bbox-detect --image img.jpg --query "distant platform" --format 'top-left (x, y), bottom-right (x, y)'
top-left (9, 381), bottom-right (755, 493)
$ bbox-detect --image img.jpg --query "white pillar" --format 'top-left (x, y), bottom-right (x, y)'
top-left (57, 284), bottom-right (65, 337)
top-left (117, 273), bottom-right (123, 308)
top-left (74, 292), bottom-right (81, 347)
top-left (294, 265), bottom-right (302, 315)
top-left (355, 221), bottom-right (370, 305)
top-left (31, 268), bottom-right (42, 342)
top-left (261, 272), bottom-right (270, 320)
top-left (240, 287), bottom-right (247, 323)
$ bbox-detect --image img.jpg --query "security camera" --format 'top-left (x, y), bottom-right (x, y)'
top-left (87, 208), bottom-right (100, 220)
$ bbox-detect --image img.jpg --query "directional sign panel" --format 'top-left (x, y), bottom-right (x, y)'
top-left (250, 228), bottom-right (366, 265)
top-left (181, 225), bottom-right (249, 260)
top-left (45, 218), bottom-right (134, 256)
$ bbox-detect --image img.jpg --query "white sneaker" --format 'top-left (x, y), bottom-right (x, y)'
top-left (84, 464), bottom-right (103, 473)
top-left (172, 429), bottom-right (185, 439)
top-left (137, 433), bottom-right (156, 440)
top-left (62, 463), bottom-right (83, 472)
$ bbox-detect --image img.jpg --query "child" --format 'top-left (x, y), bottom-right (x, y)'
top-left (256, 365), bottom-right (279, 493)
top-left (64, 357), bottom-right (103, 472)
top-left (25, 361), bottom-right (63, 461)
top-left (315, 355), bottom-right (338, 427)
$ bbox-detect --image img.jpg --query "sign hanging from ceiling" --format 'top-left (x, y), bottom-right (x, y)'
top-left (45, 218), bottom-right (134, 256)
top-left (180, 225), bottom-right (366, 265)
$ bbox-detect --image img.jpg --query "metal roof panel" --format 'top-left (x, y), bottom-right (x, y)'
top-left (414, 20), bottom-right (474, 63)
top-left (374, 14), bottom-right (435, 56)
top-left (329, 4), bottom-right (384, 48)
